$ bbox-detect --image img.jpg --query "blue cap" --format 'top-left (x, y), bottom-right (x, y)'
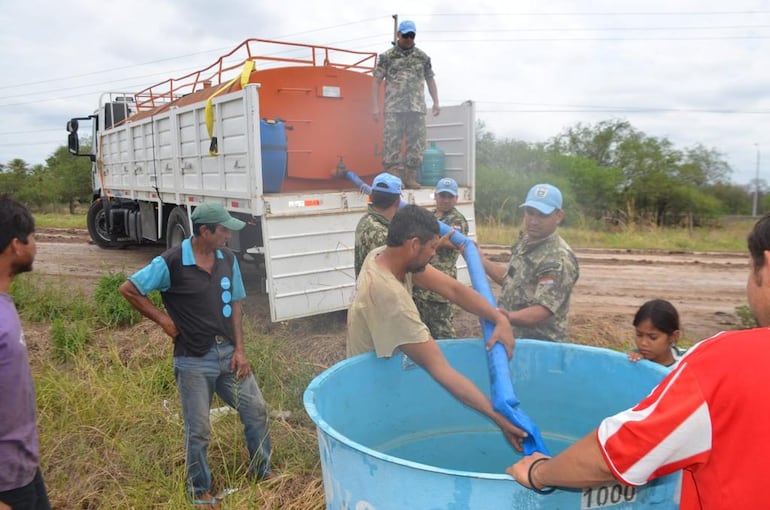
top-left (520, 184), bottom-right (563, 214)
top-left (372, 172), bottom-right (403, 195)
top-left (435, 177), bottom-right (458, 196)
top-left (398, 20), bottom-right (416, 34)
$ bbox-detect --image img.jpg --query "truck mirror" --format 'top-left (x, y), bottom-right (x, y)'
top-left (68, 132), bottom-right (80, 155)
top-left (66, 119), bottom-right (79, 134)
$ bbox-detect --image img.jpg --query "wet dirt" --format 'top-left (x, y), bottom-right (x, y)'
top-left (31, 229), bottom-right (749, 352)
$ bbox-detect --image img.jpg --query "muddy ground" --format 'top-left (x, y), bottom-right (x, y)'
top-left (32, 227), bottom-right (748, 356)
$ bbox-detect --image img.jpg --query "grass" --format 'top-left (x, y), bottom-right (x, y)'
top-left (14, 216), bottom-right (756, 508)
top-left (33, 211), bottom-right (87, 229)
top-left (477, 218), bottom-right (754, 252)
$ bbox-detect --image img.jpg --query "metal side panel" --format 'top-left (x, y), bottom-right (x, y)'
top-left (261, 196), bottom-right (476, 322)
top-left (426, 101), bottom-right (475, 195)
top-left (262, 209), bottom-right (361, 322)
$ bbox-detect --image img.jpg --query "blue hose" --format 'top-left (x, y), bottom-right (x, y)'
top-left (344, 168), bottom-right (549, 455)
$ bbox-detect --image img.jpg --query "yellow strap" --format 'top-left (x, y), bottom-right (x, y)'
top-left (205, 61), bottom-right (256, 154)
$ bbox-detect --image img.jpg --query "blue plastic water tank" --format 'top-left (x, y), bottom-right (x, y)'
top-left (420, 141), bottom-right (445, 186)
top-left (304, 339), bottom-right (681, 509)
top-left (260, 119), bottom-right (287, 193)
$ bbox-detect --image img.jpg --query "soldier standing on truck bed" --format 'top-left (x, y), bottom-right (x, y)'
top-left (372, 19), bottom-right (440, 189)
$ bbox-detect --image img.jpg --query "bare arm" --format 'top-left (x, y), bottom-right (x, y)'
top-left (505, 305), bottom-right (553, 328)
top-left (119, 280), bottom-right (178, 339)
top-left (480, 251), bottom-right (507, 286)
top-left (413, 265), bottom-right (514, 357)
top-left (507, 430), bottom-right (617, 490)
top-left (399, 339), bottom-right (525, 451)
top-left (229, 300), bottom-right (251, 380)
top-left (426, 77), bottom-right (440, 116)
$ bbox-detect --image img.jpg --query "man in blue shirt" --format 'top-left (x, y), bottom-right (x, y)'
top-left (120, 202), bottom-right (274, 508)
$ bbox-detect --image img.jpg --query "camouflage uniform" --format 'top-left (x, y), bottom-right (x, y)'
top-left (373, 45), bottom-right (435, 178)
top-left (498, 231), bottom-right (579, 342)
top-left (354, 205), bottom-right (390, 278)
top-left (413, 207), bottom-right (469, 338)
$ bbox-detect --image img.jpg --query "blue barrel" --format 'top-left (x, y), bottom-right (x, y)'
top-left (304, 339), bottom-right (681, 509)
top-left (260, 119), bottom-right (287, 193)
top-left (420, 141), bottom-right (445, 186)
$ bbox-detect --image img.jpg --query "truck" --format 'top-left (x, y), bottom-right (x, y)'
top-left (66, 38), bottom-right (477, 322)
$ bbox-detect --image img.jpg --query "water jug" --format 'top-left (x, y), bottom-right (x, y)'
top-left (420, 141), bottom-right (445, 186)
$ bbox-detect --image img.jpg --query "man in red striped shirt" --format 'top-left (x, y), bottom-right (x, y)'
top-left (507, 214), bottom-right (770, 509)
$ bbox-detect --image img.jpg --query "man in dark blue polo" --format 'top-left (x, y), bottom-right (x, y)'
top-left (120, 202), bottom-right (274, 508)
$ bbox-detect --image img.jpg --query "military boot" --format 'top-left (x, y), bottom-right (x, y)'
top-left (401, 167), bottom-right (421, 189)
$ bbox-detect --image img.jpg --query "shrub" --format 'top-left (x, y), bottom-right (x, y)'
top-left (50, 318), bottom-right (92, 361)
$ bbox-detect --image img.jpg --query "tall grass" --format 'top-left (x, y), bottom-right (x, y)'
top-left (14, 275), bottom-right (326, 508)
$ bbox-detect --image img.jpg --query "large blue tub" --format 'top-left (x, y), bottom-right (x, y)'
top-left (303, 339), bottom-right (681, 509)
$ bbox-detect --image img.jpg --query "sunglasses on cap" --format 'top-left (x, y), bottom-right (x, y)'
top-left (401, 32), bottom-right (415, 39)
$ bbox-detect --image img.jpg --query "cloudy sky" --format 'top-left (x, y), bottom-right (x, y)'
top-left (1, 0), bottom-right (769, 185)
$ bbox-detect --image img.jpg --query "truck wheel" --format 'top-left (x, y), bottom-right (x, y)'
top-left (166, 207), bottom-right (190, 249)
top-left (87, 199), bottom-right (119, 248)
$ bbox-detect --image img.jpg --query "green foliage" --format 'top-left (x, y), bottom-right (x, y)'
top-left (50, 318), bottom-right (92, 362)
top-left (93, 271), bottom-right (162, 327)
top-left (45, 145), bottom-right (93, 213)
top-left (2, 144), bottom-right (92, 213)
top-left (734, 305), bottom-right (758, 329)
top-left (33, 212), bottom-right (88, 229)
top-left (10, 274), bottom-right (93, 322)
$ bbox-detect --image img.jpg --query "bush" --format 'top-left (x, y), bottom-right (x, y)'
top-left (93, 271), bottom-right (162, 327)
top-left (50, 318), bottom-right (92, 361)
top-left (10, 274), bottom-right (92, 322)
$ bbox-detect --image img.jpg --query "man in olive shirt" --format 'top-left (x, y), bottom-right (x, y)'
top-left (353, 172), bottom-right (402, 278)
top-left (480, 184), bottom-right (579, 342)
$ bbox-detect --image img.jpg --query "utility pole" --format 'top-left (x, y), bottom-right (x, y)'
top-left (753, 144), bottom-right (761, 217)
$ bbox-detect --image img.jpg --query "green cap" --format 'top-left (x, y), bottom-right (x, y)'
top-left (191, 202), bottom-right (246, 230)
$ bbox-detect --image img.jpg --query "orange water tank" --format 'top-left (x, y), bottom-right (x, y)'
top-left (255, 66), bottom-right (382, 191)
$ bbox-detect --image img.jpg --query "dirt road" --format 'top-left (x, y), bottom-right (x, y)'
top-left (33, 228), bottom-right (748, 347)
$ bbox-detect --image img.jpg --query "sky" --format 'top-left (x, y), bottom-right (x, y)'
top-left (1, 0), bottom-right (769, 186)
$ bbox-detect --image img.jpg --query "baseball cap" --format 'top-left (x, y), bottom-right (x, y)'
top-left (191, 202), bottom-right (246, 230)
top-left (435, 177), bottom-right (458, 196)
top-left (372, 172), bottom-right (403, 195)
top-left (519, 184), bottom-right (563, 215)
top-left (398, 20), bottom-right (416, 34)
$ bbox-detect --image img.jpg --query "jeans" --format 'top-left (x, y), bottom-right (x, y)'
top-left (0, 469), bottom-right (51, 510)
top-left (173, 340), bottom-right (272, 497)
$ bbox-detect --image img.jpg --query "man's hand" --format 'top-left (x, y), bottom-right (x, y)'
top-left (432, 104), bottom-right (441, 116)
top-left (506, 453), bottom-right (551, 488)
top-left (486, 309), bottom-right (515, 358)
top-left (493, 413), bottom-right (527, 452)
top-left (230, 349), bottom-right (252, 381)
top-left (159, 315), bottom-right (179, 340)
top-left (627, 351), bottom-right (643, 363)
top-left (436, 230), bottom-right (457, 251)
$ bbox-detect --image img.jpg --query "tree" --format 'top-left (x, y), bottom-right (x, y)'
top-left (46, 145), bottom-right (93, 213)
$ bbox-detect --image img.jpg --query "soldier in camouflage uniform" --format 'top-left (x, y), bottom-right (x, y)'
top-left (413, 178), bottom-right (468, 338)
top-left (354, 172), bottom-right (402, 278)
top-left (372, 19), bottom-right (440, 189)
top-left (480, 184), bottom-right (579, 342)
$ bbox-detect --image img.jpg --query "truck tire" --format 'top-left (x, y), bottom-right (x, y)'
top-left (166, 207), bottom-right (190, 249)
top-left (87, 199), bottom-right (119, 248)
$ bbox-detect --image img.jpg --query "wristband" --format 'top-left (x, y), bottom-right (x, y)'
top-left (527, 457), bottom-right (556, 494)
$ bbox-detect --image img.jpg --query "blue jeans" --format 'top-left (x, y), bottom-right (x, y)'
top-left (173, 341), bottom-right (272, 497)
